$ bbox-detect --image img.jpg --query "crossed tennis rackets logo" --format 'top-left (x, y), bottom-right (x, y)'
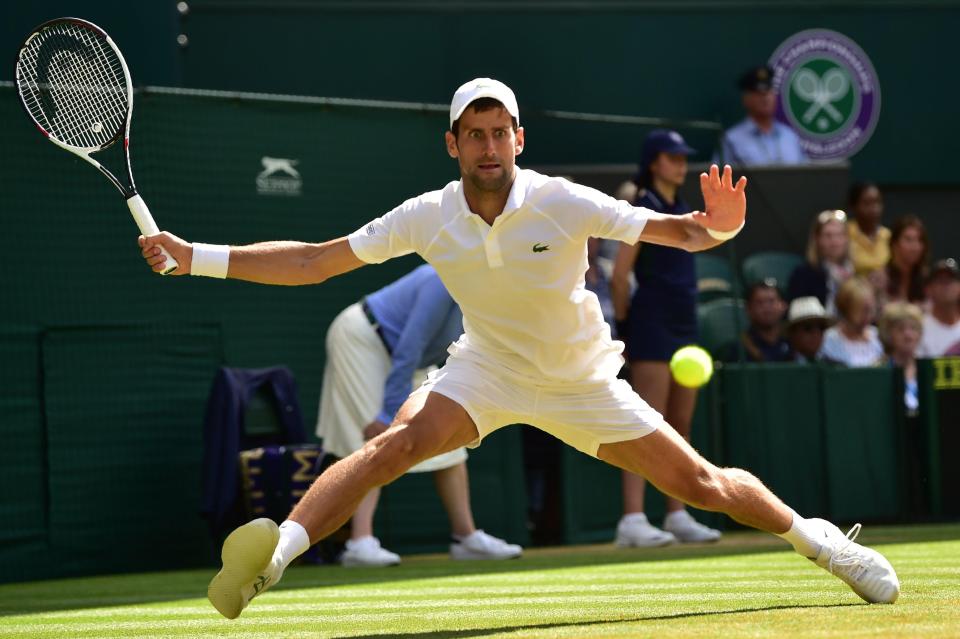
top-left (792, 67), bottom-right (850, 127)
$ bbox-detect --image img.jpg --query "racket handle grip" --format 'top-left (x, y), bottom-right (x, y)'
top-left (127, 194), bottom-right (179, 275)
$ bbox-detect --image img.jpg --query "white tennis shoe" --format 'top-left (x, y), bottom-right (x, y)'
top-left (615, 513), bottom-right (677, 548)
top-left (207, 518), bottom-right (283, 619)
top-left (450, 530), bottom-right (523, 560)
top-left (341, 536), bottom-right (401, 567)
top-left (810, 519), bottom-right (900, 604)
top-left (663, 510), bottom-right (722, 543)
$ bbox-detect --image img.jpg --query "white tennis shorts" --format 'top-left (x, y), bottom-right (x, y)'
top-left (316, 302), bottom-right (468, 473)
top-left (413, 343), bottom-right (665, 458)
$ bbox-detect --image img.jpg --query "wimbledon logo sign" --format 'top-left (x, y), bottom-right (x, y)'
top-left (769, 29), bottom-right (881, 160)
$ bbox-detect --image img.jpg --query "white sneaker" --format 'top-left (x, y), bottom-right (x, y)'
top-left (810, 519), bottom-right (900, 604)
top-left (663, 510), bottom-right (722, 543)
top-left (341, 536), bottom-right (401, 567)
top-left (207, 518), bottom-right (283, 619)
top-left (450, 530), bottom-right (523, 560)
top-left (615, 513), bottom-right (676, 548)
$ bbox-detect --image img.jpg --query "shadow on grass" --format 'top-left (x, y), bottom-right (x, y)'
top-left (344, 602), bottom-right (866, 638)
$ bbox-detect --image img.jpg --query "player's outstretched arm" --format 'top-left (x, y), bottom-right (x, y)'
top-left (638, 164), bottom-right (747, 252)
top-left (138, 233), bottom-right (366, 285)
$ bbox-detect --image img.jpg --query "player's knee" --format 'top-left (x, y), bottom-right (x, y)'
top-left (365, 422), bottom-right (429, 480)
top-left (681, 464), bottom-right (730, 512)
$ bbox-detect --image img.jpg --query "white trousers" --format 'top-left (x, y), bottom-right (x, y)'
top-left (315, 303), bottom-right (467, 473)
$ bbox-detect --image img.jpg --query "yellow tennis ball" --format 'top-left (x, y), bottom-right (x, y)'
top-left (669, 345), bottom-right (714, 388)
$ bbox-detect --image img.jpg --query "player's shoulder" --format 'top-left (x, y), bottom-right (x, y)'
top-left (520, 168), bottom-right (605, 207)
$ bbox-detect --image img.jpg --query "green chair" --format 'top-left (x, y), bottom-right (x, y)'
top-left (695, 253), bottom-right (737, 303)
top-left (741, 252), bottom-right (804, 294)
top-left (697, 298), bottom-right (747, 357)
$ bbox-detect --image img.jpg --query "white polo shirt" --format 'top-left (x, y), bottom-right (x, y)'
top-left (348, 168), bottom-right (652, 383)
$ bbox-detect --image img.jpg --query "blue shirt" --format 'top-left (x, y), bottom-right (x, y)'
top-left (716, 118), bottom-right (808, 167)
top-left (632, 187), bottom-right (697, 298)
top-left (365, 264), bottom-right (463, 424)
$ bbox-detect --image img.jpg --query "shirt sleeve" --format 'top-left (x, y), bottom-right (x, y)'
top-left (376, 278), bottom-right (454, 424)
top-left (347, 196), bottom-right (422, 264)
top-left (561, 181), bottom-right (651, 244)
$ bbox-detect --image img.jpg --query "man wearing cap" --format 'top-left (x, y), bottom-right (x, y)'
top-left (918, 259), bottom-right (960, 357)
top-left (138, 77), bottom-right (900, 618)
top-left (612, 129), bottom-right (722, 546)
top-left (786, 297), bottom-right (831, 363)
top-left (717, 66), bottom-right (808, 167)
top-left (316, 263), bottom-right (522, 566)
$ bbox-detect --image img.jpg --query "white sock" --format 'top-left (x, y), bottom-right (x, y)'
top-left (271, 520), bottom-right (311, 571)
top-left (620, 512), bottom-right (650, 525)
top-left (776, 511), bottom-right (824, 558)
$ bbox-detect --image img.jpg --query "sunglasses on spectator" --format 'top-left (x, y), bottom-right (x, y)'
top-left (817, 209), bottom-right (847, 225)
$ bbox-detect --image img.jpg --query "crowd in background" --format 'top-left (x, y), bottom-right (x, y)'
top-left (590, 64), bottom-right (960, 422)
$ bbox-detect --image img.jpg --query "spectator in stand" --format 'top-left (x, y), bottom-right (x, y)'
top-left (786, 297), bottom-right (830, 363)
top-left (787, 209), bottom-right (854, 316)
top-left (884, 215), bottom-right (929, 306)
top-left (918, 258), bottom-right (960, 357)
top-left (847, 182), bottom-right (891, 279)
top-left (879, 302), bottom-right (923, 416)
top-left (723, 279), bottom-right (792, 362)
top-left (819, 278), bottom-right (884, 367)
top-left (716, 66), bottom-right (807, 167)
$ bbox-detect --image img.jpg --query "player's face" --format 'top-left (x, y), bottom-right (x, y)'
top-left (817, 219), bottom-right (848, 263)
top-left (893, 226), bottom-right (925, 267)
top-left (747, 288), bottom-right (786, 329)
top-left (889, 320), bottom-right (921, 356)
top-left (446, 107), bottom-right (524, 193)
top-left (743, 89), bottom-right (777, 119)
top-left (927, 274), bottom-right (960, 305)
top-left (853, 186), bottom-right (883, 227)
top-left (649, 152), bottom-right (688, 188)
top-left (789, 321), bottom-right (825, 359)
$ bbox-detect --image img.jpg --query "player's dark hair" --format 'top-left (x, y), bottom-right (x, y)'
top-left (745, 278), bottom-right (782, 303)
top-left (847, 181), bottom-right (880, 209)
top-left (451, 97), bottom-right (518, 137)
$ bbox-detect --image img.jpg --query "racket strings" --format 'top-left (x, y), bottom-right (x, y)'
top-left (17, 22), bottom-right (129, 150)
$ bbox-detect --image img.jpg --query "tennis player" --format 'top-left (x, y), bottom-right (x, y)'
top-left (140, 78), bottom-right (900, 619)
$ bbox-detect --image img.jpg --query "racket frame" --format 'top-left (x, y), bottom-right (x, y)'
top-left (14, 17), bottom-right (178, 274)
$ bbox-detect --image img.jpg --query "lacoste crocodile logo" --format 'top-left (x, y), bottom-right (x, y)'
top-left (532, 243), bottom-right (550, 253)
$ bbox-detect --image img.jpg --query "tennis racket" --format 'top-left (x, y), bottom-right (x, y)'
top-left (14, 17), bottom-right (178, 274)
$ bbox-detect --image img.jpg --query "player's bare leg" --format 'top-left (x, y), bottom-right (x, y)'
top-left (207, 391), bottom-right (479, 618)
top-left (598, 424), bottom-right (899, 603)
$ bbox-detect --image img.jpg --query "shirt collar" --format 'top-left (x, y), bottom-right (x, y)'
top-left (456, 166), bottom-right (528, 220)
top-left (746, 118), bottom-right (781, 138)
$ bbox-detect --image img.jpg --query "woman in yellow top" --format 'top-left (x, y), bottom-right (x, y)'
top-left (847, 182), bottom-right (891, 276)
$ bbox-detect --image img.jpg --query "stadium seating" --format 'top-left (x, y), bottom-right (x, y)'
top-left (697, 297), bottom-right (747, 356)
top-left (695, 253), bottom-right (738, 303)
top-left (741, 251), bottom-right (804, 294)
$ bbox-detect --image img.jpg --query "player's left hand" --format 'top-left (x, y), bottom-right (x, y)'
top-left (692, 164), bottom-right (747, 233)
top-left (363, 420), bottom-right (390, 440)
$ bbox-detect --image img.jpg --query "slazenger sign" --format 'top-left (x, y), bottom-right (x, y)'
top-left (770, 29), bottom-right (881, 160)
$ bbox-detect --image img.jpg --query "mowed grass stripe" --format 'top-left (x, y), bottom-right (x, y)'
top-left (0, 526), bottom-right (957, 639)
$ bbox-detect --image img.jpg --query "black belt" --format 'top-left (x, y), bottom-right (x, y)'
top-left (361, 299), bottom-right (392, 355)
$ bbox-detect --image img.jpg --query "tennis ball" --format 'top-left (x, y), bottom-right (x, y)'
top-left (669, 345), bottom-right (714, 388)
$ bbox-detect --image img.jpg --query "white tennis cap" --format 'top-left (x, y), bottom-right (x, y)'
top-left (449, 78), bottom-right (519, 129)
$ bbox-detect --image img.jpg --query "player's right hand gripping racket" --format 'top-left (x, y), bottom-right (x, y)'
top-left (15, 17), bottom-right (178, 274)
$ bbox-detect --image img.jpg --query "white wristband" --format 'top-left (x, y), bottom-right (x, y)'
top-left (706, 221), bottom-right (745, 241)
top-left (190, 243), bottom-right (230, 278)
